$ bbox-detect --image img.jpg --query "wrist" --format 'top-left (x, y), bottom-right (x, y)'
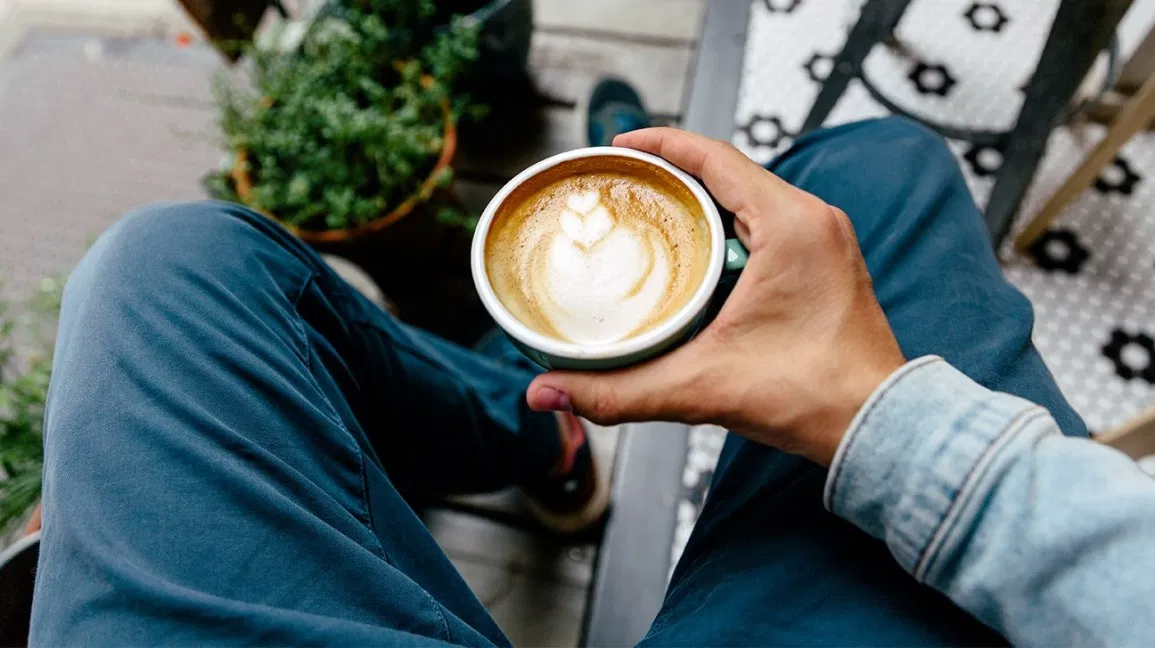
top-left (795, 357), bottom-right (907, 466)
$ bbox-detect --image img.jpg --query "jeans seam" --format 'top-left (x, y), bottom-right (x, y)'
top-left (290, 272), bottom-right (391, 565)
top-left (348, 315), bottom-right (481, 398)
top-left (317, 276), bottom-right (470, 398)
top-left (297, 278), bottom-right (457, 643)
top-left (913, 406), bottom-right (1047, 581)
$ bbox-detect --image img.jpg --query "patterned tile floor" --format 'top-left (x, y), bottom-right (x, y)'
top-left (674, 0), bottom-right (1155, 572)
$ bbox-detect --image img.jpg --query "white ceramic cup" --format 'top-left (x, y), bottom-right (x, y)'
top-left (470, 146), bottom-right (748, 370)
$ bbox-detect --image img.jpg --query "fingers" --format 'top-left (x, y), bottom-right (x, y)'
top-left (526, 348), bottom-right (707, 426)
top-left (613, 127), bottom-right (787, 215)
top-left (526, 368), bottom-right (666, 426)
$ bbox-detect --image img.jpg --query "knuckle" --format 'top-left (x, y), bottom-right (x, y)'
top-left (828, 205), bottom-right (850, 224)
top-left (581, 387), bottom-right (620, 424)
top-left (714, 139), bottom-right (741, 155)
top-left (830, 206), bottom-right (859, 242)
top-left (831, 206), bottom-right (853, 229)
top-left (810, 204), bottom-right (851, 241)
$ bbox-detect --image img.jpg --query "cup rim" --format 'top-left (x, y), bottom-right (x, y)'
top-left (471, 146), bottom-right (725, 362)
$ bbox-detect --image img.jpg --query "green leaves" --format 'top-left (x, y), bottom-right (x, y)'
top-left (436, 205), bottom-right (480, 231)
top-left (434, 166), bottom-right (454, 188)
top-left (0, 276), bottom-right (62, 535)
top-left (423, 15), bottom-right (480, 85)
top-left (212, 0), bottom-right (483, 233)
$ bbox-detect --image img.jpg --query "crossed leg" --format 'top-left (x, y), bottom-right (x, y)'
top-left (644, 117), bottom-right (1086, 646)
top-left (31, 202), bottom-right (566, 645)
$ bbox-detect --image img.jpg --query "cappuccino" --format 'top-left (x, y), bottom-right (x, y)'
top-left (484, 156), bottom-right (710, 345)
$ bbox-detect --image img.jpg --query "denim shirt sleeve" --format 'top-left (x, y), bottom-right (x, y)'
top-left (825, 356), bottom-right (1155, 647)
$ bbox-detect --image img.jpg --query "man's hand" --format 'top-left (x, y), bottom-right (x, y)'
top-left (526, 128), bottom-right (905, 466)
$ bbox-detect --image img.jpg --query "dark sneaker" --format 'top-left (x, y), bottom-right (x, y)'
top-left (581, 77), bottom-right (652, 147)
top-left (522, 412), bottom-right (610, 534)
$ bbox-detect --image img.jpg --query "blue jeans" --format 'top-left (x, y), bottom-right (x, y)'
top-left (32, 117), bottom-right (1085, 645)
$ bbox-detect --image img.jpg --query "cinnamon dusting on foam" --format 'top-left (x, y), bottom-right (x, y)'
top-left (485, 157), bottom-right (710, 345)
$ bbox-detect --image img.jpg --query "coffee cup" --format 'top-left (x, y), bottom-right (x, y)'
top-left (471, 146), bottom-right (747, 370)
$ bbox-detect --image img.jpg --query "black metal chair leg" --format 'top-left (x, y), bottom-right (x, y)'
top-left (985, 0), bottom-right (1133, 247)
top-left (800, 0), bottom-right (913, 134)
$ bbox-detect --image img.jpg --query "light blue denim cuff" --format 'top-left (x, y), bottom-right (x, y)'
top-left (823, 356), bottom-right (1045, 579)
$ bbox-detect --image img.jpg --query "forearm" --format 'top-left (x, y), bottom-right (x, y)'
top-left (826, 357), bottom-right (1155, 646)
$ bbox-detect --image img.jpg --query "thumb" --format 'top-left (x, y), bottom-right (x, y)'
top-left (526, 350), bottom-right (703, 426)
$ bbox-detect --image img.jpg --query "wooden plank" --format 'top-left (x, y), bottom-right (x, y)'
top-left (1083, 91), bottom-right (1155, 130)
top-left (1015, 68), bottom-right (1155, 250)
top-left (450, 558), bottom-right (587, 648)
top-left (583, 422), bottom-right (687, 647)
top-left (534, 0), bottom-right (706, 43)
top-left (684, 0), bottom-right (750, 140)
top-left (1117, 24), bottom-right (1155, 94)
top-left (427, 510), bottom-right (594, 588)
top-left (529, 31), bottom-right (693, 115)
top-left (1099, 408), bottom-right (1155, 459)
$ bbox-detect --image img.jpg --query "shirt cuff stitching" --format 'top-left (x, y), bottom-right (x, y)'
top-left (825, 355), bottom-right (944, 510)
top-left (912, 405), bottom-right (1048, 581)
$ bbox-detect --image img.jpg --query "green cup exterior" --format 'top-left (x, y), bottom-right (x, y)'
top-left (473, 144), bottom-right (750, 372)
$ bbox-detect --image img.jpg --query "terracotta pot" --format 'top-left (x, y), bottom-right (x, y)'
top-left (230, 95), bottom-right (457, 245)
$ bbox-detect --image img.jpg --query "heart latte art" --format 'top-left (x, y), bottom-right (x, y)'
top-left (485, 157), bottom-right (710, 345)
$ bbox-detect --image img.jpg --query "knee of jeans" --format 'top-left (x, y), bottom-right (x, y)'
top-left (785, 116), bottom-right (957, 182)
top-left (867, 116), bottom-right (954, 167)
top-left (113, 201), bottom-right (248, 248)
top-left (65, 202), bottom-right (265, 305)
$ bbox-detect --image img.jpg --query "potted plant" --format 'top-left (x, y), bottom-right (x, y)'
top-left (177, 0), bottom-right (532, 88)
top-left (204, 0), bottom-right (485, 245)
top-left (317, 0), bottom-right (533, 92)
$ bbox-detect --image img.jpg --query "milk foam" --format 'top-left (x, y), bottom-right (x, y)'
top-left (485, 160), bottom-right (710, 346)
top-left (531, 191), bottom-right (672, 344)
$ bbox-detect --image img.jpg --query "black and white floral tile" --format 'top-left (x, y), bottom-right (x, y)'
top-left (672, 0), bottom-right (1155, 574)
